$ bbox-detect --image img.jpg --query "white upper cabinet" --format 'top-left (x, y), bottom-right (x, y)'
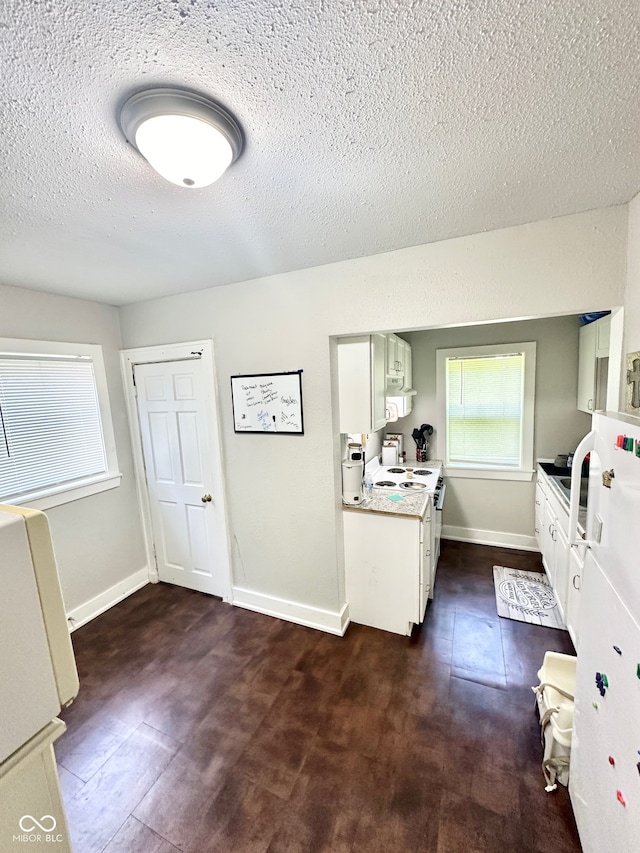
top-left (396, 337), bottom-right (408, 377)
top-left (386, 334), bottom-right (412, 389)
top-left (577, 315), bottom-right (610, 413)
top-left (386, 334), bottom-right (399, 377)
top-left (338, 334), bottom-right (387, 433)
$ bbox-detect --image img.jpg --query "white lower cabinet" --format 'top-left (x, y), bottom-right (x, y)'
top-left (552, 520), bottom-right (570, 621)
top-left (344, 504), bottom-right (432, 636)
top-left (536, 466), bottom-right (579, 632)
top-left (534, 480), bottom-right (545, 550)
top-left (565, 546), bottom-right (584, 649)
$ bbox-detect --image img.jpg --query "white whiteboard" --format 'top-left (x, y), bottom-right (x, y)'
top-left (231, 371), bottom-right (304, 434)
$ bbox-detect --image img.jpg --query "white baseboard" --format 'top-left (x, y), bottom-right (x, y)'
top-left (232, 587), bottom-right (350, 636)
top-left (442, 524), bottom-right (539, 552)
top-left (67, 567), bottom-right (150, 632)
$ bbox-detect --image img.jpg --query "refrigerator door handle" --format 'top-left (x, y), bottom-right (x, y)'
top-left (569, 428), bottom-right (596, 550)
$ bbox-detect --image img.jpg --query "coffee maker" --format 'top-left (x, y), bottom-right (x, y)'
top-left (342, 442), bottom-right (364, 505)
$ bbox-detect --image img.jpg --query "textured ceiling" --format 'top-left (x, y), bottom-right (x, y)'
top-left (1, 0), bottom-right (640, 306)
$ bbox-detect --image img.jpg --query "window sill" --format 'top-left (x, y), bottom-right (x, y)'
top-left (444, 467), bottom-right (534, 482)
top-left (2, 473), bottom-right (122, 511)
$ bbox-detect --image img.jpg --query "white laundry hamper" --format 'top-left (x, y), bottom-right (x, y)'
top-left (532, 651), bottom-right (577, 792)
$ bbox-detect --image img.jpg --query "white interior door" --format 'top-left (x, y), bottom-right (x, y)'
top-left (134, 358), bottom-right (227, 596)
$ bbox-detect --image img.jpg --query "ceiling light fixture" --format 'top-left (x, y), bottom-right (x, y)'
top-left (119, 88), bottom-right (243, 189)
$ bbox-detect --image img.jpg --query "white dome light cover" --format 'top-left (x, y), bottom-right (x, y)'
top-left (119, 88), bottom-right (243, 188)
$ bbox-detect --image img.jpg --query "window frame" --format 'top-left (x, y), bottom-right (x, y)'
top-left (436, 341), bottom-right (536, 482)
top-left (0, 338), bottom-right (121, 509)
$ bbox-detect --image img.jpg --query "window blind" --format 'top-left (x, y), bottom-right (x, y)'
top-left (445, 352), bottom-right (525, 468)
top-left (0, 354), bottom-right (107, 501)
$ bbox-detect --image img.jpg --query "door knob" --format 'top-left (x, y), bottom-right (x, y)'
top-left (201, 494), bottom-right (212, 503)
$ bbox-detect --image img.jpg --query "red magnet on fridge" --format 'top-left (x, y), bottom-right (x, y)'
top-left (616, 790), bottom-right (626, 806)
top-left (609, 756), bottom-right (616, 766)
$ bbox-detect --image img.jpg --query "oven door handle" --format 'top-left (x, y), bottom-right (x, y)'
top-left (435, 483), bottom-right (446, 511)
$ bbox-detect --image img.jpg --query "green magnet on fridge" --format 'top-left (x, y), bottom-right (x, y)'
top-left (601, 674), bottom-right (609, 688)
top-left (637, 664), bottom-right (640, 680)
top-left (592, 702), bottom-right (599, 709)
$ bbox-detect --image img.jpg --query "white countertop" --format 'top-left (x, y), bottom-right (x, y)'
top-left (343, 488), bottom-right (430, 519)
top-left (342, 459), bottom-right (442, 519)
top-left (537, 463), bottom-right (587, 534)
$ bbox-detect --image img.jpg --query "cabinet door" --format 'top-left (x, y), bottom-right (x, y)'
top-left (419, 515), bottom-right (428, 621)
top-left (534, 480), bottom-right (545, 549)
top-left (371, 333), bottom-right (388, 431)
top-left (344, 511), bottom-right (421, 635)
top-left (396, 338), bottom-right (407, 376)
top-left (403, 343), bottom-right (413, 415)
top-left (553, 521), bottom-right (569, 622)
top-left (338, 336), bottom-right (387, 433)
top-left (338, 337), bottom-right (371, 433)
top-left (386, 334), bottom-right (398, 376)
top-left (566, 546), bottom-right (583, 649)
top-left (577, 322), bottom-right (597, 413)
top-left (542, 500), bottom-right (556, 585)
top-left (595, 315), bottom-right (611, 358)
top-left (420, 505), bottom-right (434, 615)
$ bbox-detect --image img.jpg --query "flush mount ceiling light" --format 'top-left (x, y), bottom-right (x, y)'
top-left (119, 88), bottom-right (243, 189)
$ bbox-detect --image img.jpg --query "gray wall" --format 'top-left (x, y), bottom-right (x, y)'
top-left (119, 206), bottom-right (627, 618)
top-left (395, 316), bottom-right (592, 542)
top-left (1, 205), bottom-right (627, 623)
top-left (0, 283), bottom-right (146, 611)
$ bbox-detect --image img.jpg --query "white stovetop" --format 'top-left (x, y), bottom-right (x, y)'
top-left (366, 458), bottom-right (442, 493)
top-left (341, 458), bottom-right (442, 519)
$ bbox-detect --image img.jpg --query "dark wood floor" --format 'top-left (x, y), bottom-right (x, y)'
top-left (57, 540), bottom-right (581, 853)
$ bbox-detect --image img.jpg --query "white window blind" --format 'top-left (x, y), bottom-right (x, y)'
top-left (445, 352), bottom-right (526, 469)
top-left (0, 354), bottom-right (108, 502)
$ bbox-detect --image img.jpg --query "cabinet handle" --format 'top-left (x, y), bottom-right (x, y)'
top-left (535, 527), bottom-right (539, 534)
top-left (535, 500), bottom-right (540, 506)
top-left (588, 398), bottom-right (593, 411)
top-left (572, 574), bottom-right (581, 590)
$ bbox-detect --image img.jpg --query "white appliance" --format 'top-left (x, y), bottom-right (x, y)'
top-left (0, 506), bottom-right (79, 852)
top-left (371, 463), bottom-right (440, 493)
top-left (342, 458), bottom-right (364, 505)
top-left (566, 412), bottom-right (640, 852)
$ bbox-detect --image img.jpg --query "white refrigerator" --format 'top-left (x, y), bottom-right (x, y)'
top-left (0, 506), bottom-right (79, 852)
top-left (568, 412), bottom-right (640, 852)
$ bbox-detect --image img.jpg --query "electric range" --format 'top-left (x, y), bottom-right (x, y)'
top-left (372, 463), bottom-right (441, 493)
